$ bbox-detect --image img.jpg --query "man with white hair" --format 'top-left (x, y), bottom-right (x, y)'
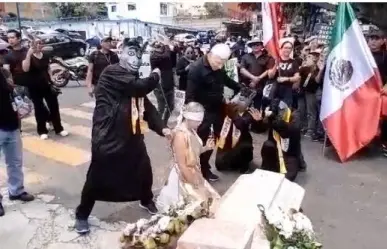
top-left (185, 43), bottom-right (243, 181)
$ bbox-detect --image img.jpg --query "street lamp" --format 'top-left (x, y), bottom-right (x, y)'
top-left (16, 3), bottom-right (22, 32)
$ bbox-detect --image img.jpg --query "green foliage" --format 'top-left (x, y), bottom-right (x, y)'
top-left (353, 3), bottom-right (387, 31)
top-left (47, 3), bottom-right (107, 18)
top-left (203, 2), bottom-right (225, 18)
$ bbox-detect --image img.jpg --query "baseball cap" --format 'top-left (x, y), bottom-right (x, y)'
top-left (367, 29), bottom-right (385, 39)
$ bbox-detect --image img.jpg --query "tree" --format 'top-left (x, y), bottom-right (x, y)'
top-left (47, 3), bottom-right (106, 19)
top-left (204, 2), bottom-right (225, 18)
top-left (239, 3), bottom-right (321, 34)
top-left (354, 3), bottom-right (387, 32)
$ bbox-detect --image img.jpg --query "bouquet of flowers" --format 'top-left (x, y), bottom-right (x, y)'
top-left (120, 198), bottom-right (213, 249)
top-left (258, 204), bottom-right (322, 249)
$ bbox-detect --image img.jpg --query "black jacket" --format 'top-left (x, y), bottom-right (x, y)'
top-left (267, 109), bottom-right (301, 157)
top-left (150, 45), bottom-right (174, 91)
top-left (185, 56), bottom-right (242, 113)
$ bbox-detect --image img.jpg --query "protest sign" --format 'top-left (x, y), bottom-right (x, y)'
top-left (174, 90), bottom-right (186, 113)
top-left (224, 58), bottom-right (239, 99)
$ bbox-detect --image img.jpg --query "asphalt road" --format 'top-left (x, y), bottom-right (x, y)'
top-left (1, 81), bottom-right (387, 249)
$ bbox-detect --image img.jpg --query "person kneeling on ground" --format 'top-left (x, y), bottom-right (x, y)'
top-left (215, 89), bottom-right (263, 174)
top-left (261, 98), bottom-right (302, 181)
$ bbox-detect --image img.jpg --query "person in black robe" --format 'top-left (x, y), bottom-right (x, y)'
top-left (261, 98), bottom-right (302, 181)
top-left (74, 38), bottom-right (170, 235)
top-left (215, 89), bottom-right (263, 173)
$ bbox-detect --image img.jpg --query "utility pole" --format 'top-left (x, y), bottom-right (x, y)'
top-left (16, 3), bottom-right (22, 32)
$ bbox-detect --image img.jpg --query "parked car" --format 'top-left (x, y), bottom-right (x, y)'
top-left (196, 31), bottom-right (209, 44)
top-left (55, 28), bottom-right (83, 40)
top-left (174, 33), bottom-right (196, 44)
top-left (38, 33), bottom-right (87, 58)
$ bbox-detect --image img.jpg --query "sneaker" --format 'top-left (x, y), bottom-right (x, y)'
top-left (304, 130), bottom-right (313, 138)
top-left (9, 192), bottom-right (35, 202)
top-left (0, 202), bottom-right (4, 217)
top-left (74, 219), bottom-right (90, 235)
top-left (58, 130), bottom-right (69, 137)
top-left (205, 171), bottom-right (220, 182)
top-left (139, 201), bottom-right (158, 215)
top-left (40, 134), bottom-right (48, 140)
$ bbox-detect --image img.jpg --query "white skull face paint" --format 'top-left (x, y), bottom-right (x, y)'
top-left (119, 46), bottom-right (142, 72)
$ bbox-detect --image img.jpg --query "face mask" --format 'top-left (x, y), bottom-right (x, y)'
top-left (119, 46), bottom-right (142, 72)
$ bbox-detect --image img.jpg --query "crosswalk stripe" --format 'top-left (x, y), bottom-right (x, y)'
top-left (81, 101), bottom-right (96, 108)
top-left (60, 108), bottom-right (93, 121)
top-left (22, 117), bottom-right (92, 139)
top-left (21, 133), bottom-right (91, 167)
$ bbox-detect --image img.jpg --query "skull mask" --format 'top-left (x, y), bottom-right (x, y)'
top-left (119, 38), bottom-right (143, 72)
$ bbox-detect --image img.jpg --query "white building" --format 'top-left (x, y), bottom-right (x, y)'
top-left (175, 2), bottom-right (207, 17)
top-left (105, 1), bottom-right (177, 24)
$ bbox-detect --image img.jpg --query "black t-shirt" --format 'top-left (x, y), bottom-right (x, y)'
top-left (299, 66), bottom-right (320, 93)
top-left (89, 50), bottom-right (119, 86)
top-left (240, 53), bottom-right (275, 86)
top-left (0, 68), bottom-right (19, 131)
top-left (28, 53), bottom-right (52, 88)
top-left (276, 58), bottom-right (300, 90)
top-left (4, 47), bottom-right (29, 86)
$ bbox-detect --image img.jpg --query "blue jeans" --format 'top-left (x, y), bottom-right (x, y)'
top-left (0, 129), bottom-right (24, 201)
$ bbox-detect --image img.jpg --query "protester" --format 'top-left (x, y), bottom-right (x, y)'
top-left (0, 67), bottom-right (34, 217)
top-left (176, 45), bottom-right (195, 91)
top-left (367, 30), bottom-right (387, 156)
top-left (4, 29), bottom-right (52, 130)
top-left (215, 89), bottom-right (263, 173)
top-left (261, 98), bottom-right (302, 181)
top-left (74, 39), bottom-right (169, 235)
top-left (268, 40), bottom-right (301, 108)
top-left (21, 38), bottom-right (68, 139)
top-left (298, 52), bottom-right (321, 138)
top-left (150, 39), bottom-right (175, 126)
top-left (193, 47), bottom-right (203, 59)
top-left (185, 43), bottom-right (243, 182)
top-left (156, 102), bottom-right (220, 213)
top-left (85, 37), bottom-right (119, 98)
top-left (240, 38), bottom-right (275, 110)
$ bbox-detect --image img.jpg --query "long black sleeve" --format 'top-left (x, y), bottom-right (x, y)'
top-left (129, 72), bottom-right (160, 97)
top-left (144, 96), bottom-right (165, 136)
top-left (176, 57), bottom-right (189, 76)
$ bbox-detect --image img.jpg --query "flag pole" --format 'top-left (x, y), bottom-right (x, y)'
top-left (322, 133), bottom-right (327, 156)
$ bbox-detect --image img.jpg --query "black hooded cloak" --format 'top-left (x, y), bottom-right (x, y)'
top-left (85, 63), bottom-right (164, 202)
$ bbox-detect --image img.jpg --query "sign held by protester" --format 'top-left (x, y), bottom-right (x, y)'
top-left (224, 58), bottom-right (239, 99)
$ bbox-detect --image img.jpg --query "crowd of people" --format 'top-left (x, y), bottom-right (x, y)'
top-left (0, 28), bottom-right (386, 238)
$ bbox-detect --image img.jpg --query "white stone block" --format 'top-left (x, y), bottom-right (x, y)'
top-left (215, 170), bottom-right (285, 226)
top-left (177, 218), bottom-right (255, 249)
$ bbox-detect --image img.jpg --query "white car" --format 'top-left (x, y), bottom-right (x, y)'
top-left (174, 33), bottom-right (196, 44)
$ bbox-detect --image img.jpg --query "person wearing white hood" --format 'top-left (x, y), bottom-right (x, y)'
top-left (185, 44), bottom-right (243, 182)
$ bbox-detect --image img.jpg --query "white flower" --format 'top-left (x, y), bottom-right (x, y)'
top-left (157, 216), bottom-right (172, 231)
top-left (136, 218), bottom-right (148, 229)
top-left (123, 223), bottom-right (136, 236)
top-left (293, 212), bottom-right (314, 233)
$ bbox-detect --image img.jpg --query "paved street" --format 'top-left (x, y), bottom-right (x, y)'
top-left (1, 81), bottom-right (387, 249)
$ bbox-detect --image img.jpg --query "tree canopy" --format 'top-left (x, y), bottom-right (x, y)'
top-left (204, 2), bottom-right (225, 18)
top-left (238, 2), bottom-right (387, 32)
top-left (47, 3), bottom-right (107, 19)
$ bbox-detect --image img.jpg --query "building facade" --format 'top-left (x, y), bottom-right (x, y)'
top-left (2, 3), bottom-right (54, 20)
top-left (106, 1), bottom-right (177, 24)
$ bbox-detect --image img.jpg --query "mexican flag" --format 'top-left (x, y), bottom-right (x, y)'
top-left (320, 3), bottom-right (382, 162)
